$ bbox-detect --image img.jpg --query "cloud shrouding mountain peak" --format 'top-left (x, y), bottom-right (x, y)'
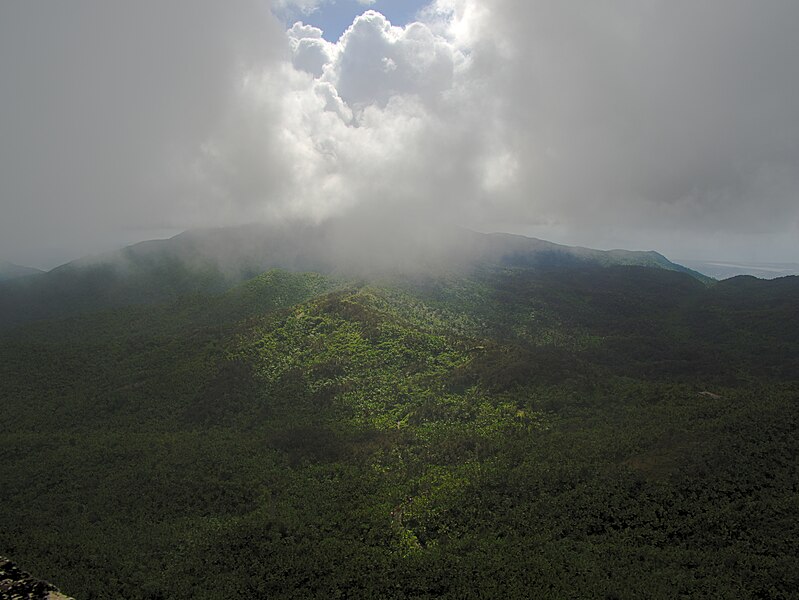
top-left (1, 1), bottom-right (798, 267)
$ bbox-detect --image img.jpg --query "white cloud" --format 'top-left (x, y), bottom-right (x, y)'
top-left (287, 22), bottom-right (336, 77)
top-left (323, 11), bottom-right (460, 109)
top-left (196, 7), bottom-right (507, 229)
top-left (3, 1), bottom-right (799, 265)
top-left (197, 1), bottom-right (799, 261)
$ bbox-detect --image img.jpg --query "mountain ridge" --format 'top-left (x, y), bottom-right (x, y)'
top-left (0, 223), bottom-right (709, 330)
top-left (0, 259), bottom-right (43, 282)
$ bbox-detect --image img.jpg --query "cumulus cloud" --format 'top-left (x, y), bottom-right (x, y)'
top-left (2, 0), bottom-right (799, 267)
top-left (464, 0), bottom-right (799, 258)
top-left (212, 1), bottom-right (799, 260)
top-left (287, 22), bottom-right (336, 77)
top-left (196, 8), bottom-right (503, 232)
top-left (331, 12), bottom-right (459, 108)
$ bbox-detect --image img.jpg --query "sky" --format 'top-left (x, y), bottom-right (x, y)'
top-left (274, 0), bottom-right (431, 41)
top-left (1, 0), bottom-right (798, 269)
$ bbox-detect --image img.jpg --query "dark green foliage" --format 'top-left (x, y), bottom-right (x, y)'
top-left (0, 266), bottom-right (797, 599)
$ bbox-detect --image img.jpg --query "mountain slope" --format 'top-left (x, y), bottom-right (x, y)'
top-left (1, 266), bottom-right (796, 599)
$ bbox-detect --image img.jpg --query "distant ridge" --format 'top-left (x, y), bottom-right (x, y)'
top-left (0, 222), bottom-right (708, 329)
top-left (60, 223), bottom-right (706, 281)
top-left (679, 259), bottom-right (799, 280)
top-left (0, 259), bottom-right (43, 282)
top-left (473, 231), bottom-right (709, 281)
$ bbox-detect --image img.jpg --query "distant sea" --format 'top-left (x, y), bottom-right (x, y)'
top-left (679, 260), bottom-right (799, 280)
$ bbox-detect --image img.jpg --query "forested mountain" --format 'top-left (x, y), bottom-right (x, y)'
top-left (1, 243), bottom-right (796, 598)
top-left (0, 224), bottom-right (707, 330)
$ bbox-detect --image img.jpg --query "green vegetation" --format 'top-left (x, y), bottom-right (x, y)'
top-left (1, 266), bottom-right (797, 599)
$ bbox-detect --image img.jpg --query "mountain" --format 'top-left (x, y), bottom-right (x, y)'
top-left (0, 259), bottom-right (42, 282)
top-left (0, 222), bottom-right (708, 330)
top-left (1, 257), bottom-right (796, 598)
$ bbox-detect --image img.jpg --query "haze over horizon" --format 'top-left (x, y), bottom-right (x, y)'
top-left (2, 1), bottom-right (798, 269)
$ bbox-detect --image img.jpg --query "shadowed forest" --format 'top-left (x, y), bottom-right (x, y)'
top-left (1, 258), bottom-right (797, 599)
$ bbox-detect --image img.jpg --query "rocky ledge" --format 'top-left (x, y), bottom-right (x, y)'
top-left (0, 557), bottom-right (73, 600)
